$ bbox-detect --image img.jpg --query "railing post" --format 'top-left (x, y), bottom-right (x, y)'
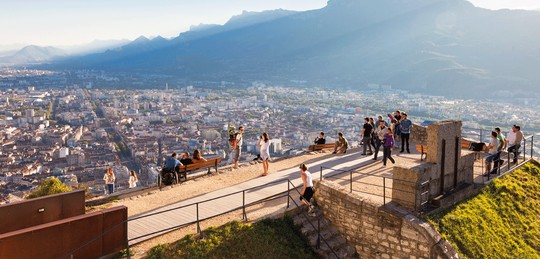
top-left (523, 138), bottom-right (526, 163)
top-left (242, 190), bottom-right (247, 221)
top-left (480, 129), bottom-right (483, 143)
top-left (196, 203), bottom-right (202, 238)
top-left (287, 180), bottom-right (290, 209)
top-left (507, 151), bottom-right (510, 170)
top-left (316, 217), bottom-right (321, 249)
top-left (349, 171), bottom-right (352, 193)
top-left (531, 136), bottom-right (534, 160)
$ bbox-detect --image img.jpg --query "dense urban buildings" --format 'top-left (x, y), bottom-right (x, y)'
top-left (0, 68), bottom-right (538, 203)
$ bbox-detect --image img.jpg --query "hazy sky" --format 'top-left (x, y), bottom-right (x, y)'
top-left (1, 0), bottom-right (539, 47)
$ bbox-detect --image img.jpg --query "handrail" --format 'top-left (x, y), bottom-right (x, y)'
top-left (321, 167), bottom-right (428, 210)
top-left (62, 177), bottom-right (341, 259)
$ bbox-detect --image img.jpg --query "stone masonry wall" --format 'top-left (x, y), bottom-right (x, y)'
top-left (315, 180), bottom-right (459, 259)
top-left (411, 123), bottom-right (428, 145)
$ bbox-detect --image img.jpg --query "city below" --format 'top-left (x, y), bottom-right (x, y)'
top-left (0, 67), bottom-right (539, 204)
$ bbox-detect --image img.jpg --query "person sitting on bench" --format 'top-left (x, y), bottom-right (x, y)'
top-left (484, 131), bottom-right (502, 175)
top-left (192, 149), bottom-right (207, 163)
top-left (332, 132), bottom-right (349, 154)
top-left (314, 132), bottom-right (326, 144)
top-left (180, 152), bottom-right (193, 165)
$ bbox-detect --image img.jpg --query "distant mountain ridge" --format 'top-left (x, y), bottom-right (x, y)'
top-left (2, 45), bottom-right (67, 64)
top-left (47, 0), bottom-right (540, 98)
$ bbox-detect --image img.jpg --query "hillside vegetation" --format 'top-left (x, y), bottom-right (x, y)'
top-left (429, 161), bottom-right (540, 259)
top-left (147, 216), bottom-right (319, 259)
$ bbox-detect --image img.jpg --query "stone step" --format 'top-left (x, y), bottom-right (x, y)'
top-left (332, 244), bottom-right (357, 259)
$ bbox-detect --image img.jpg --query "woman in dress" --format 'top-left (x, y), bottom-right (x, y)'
top-left (258, 132), bottom-right (270, 176)
top-left (128, 170), bottom-right (138, 189)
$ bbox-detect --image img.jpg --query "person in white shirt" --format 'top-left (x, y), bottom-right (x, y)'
top-left (508, 125), bottom-right (524, 163)
top-left (258, 132), bottom-right (271, 176)
top-left (103, 167), bottom-right (116, 194)
top-left (128, 170), bottom-right (138, 189)
top-left (485, 131), bottom-right (501, 175)
top-left (299, 163), bottom-right (315, 215)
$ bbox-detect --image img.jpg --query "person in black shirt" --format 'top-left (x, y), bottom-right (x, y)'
top-left (179, 152), bottom-right (193, 165)
top-left (314, 132), bottom-right (326, 144)
top-left (361, 117), bottom-right (374, 155)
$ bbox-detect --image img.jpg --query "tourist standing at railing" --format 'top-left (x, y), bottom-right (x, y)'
top-left (332, 132), bottom-right (349, 154)
top-left (399, 113), bottom-right (412, 153)
top-left (233, 126), bottom-right (244, 168)
top-left (382, 128), bottom-right (396, 167)
top-left (494, 127), bottom-right (507, 151)
top-left (128, 170), bottom-right (138, 189)
top-left (258, 132), bottom-right (271, 176)
top-left (508, 125), bottom-right (524, 164)
top-left (373, 120), bottom-right (388, 161)
top-left (360, 118), bottom-right (374, 155)
top-left (378, 115), bottom-right (388, 126)
top-left (103, 167), bottom-right (116, 194)
top-left (484, 131), bottom-right (501, 175)
top-left (299, 163), bottom-right (315, 216)
top-left (369, 117), bottom-right (377, 151)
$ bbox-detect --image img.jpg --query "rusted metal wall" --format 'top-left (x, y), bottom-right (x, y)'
top-left (0, 206), bottom-right (128, 259)
top-left (0, 190), bottom-right (85, 234)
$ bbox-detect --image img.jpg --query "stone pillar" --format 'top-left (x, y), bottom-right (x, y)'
top-left (427, 121), bottom-right (462, 194)
top-left (392, 163), bottom-right (437, 210)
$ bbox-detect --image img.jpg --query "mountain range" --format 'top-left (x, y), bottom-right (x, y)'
top-left (19, 0), bottom-right (540, 98)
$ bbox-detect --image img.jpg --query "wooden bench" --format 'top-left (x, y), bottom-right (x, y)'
top-left (178, 157), bottom-right (223, 180)
top-left (308, 143), bottom-right (334, 151)
top-left (461, 139), bottom-right (472, 149)
top-left (415, 144), bottom-right (428, 161)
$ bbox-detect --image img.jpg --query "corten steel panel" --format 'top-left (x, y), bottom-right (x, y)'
top-left (101, 206), bottom-right (129, 255)
top-left (0, 190), bottom-right (85, 234)
top-left (0, 206), bottom-right (127, 259)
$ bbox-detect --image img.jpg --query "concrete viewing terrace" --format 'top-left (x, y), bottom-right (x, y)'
top-left (126, 139), bottom-right (514, 247)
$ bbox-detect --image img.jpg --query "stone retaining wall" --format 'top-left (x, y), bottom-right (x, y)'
top-left (315, 180), bottom-right (459, 259)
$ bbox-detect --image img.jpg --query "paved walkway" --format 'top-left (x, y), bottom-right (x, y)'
top-left (128, 147), bottom-right (389, 245)
top-left (128, 143), bottom-right (517, 245)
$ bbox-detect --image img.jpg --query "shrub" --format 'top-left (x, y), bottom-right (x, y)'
top-left (147, 216), bottom-right (319, 259)
top-left (428, 161), bottom-right (540, 259)
top-left (27, 177), bottom-right (72, 199)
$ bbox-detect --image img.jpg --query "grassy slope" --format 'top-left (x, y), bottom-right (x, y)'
top-left (147, 216), bottom-right (319, 259)
top-left (429, 161), bottom-right (540, 259)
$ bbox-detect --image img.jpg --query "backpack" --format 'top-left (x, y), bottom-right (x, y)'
top-left (228, 126), bottom-right (237, 147)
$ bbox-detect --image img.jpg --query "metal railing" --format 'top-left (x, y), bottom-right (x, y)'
top-left (319, 166), bottom-right (430, 211)
top-left (482, 135), bottom-right (535, 181)
top-left (62, 177), bottom-right (339, 259)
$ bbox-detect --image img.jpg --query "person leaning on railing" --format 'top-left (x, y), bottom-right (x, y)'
top-left (507, 125), bottom-right (524, 164)
top-left (484, 131), bottom-right (501, 175)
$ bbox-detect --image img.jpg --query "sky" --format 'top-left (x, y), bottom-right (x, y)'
top-left (1, 0), bottom-right (540, 48)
